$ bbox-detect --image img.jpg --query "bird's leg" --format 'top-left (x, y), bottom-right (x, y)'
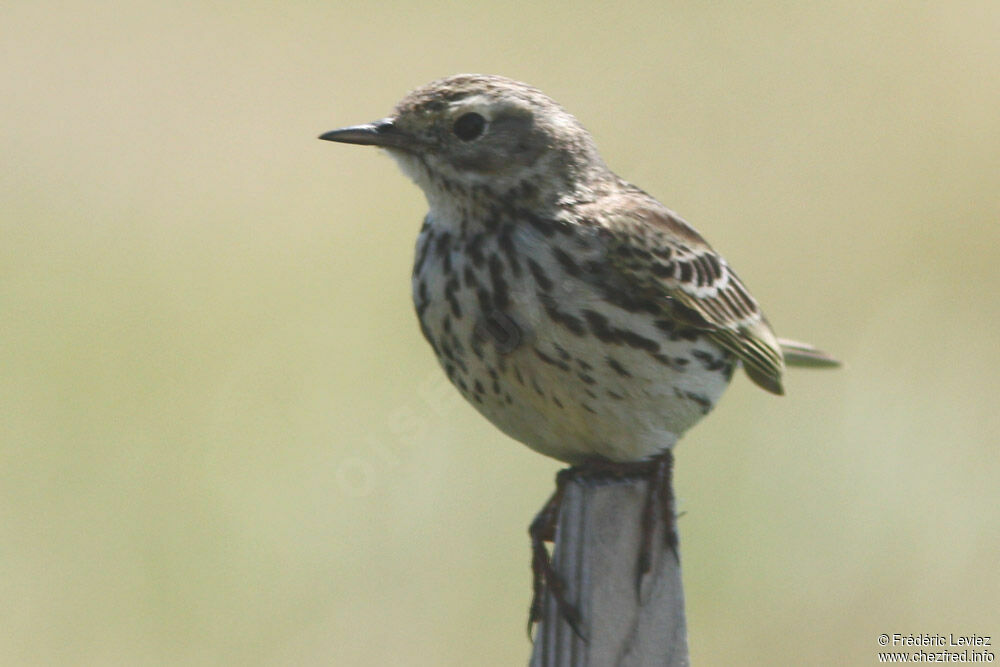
top-left (657, 450), bottom-right (679, 559)
top-left (637, 450), bottom-right (678, 591)
top-left (528, 468), bottom-right (583, 639)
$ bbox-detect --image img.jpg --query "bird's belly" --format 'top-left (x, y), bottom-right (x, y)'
top-left (411, 224), bottom-right (736, 464)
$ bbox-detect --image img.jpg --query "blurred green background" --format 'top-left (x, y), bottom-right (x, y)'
top-left (3, 1), bottom-right (998, 664)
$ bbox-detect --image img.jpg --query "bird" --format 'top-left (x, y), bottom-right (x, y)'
top-left (320, 73), bottom-right (836, 465)
top-left (319, 73), bottom-right (838, 632)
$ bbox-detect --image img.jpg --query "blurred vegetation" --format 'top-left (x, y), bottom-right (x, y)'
top-left (2, 1), bottom-right (998, 664)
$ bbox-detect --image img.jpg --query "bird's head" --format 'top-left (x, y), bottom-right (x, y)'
top-left (320, 74), bottom-right (608, 208)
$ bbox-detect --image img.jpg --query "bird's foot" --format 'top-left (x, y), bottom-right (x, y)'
top-left (527, 450), bottom-right (677, 640)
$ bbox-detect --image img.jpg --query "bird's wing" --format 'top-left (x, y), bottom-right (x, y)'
top-left (581, 194), bottom-right (786, 394)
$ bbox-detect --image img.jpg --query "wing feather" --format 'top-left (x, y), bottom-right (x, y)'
top-left (581, 194), bottom-right (786, 394)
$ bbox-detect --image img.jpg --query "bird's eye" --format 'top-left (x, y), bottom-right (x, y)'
top-left (452, 112), bottom-right (486, 141)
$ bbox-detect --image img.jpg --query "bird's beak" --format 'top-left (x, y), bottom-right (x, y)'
top-left (318, 118), bottom-right (414, 150)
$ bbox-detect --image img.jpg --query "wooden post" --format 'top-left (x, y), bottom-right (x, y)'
top-left (529, 472), bottom-right (689, 667)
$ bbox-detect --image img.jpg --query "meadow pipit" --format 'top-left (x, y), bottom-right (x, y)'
top-left (319, 73), bottom-right (838, 631)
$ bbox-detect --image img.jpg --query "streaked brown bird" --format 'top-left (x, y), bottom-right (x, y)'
top-left (320, 73), bottom-right (838, 631)
top-left (320, 73), bottom-right (837, 464)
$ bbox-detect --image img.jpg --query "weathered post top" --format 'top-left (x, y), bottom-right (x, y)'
top-left (530, 471), bottom-right (689, 667)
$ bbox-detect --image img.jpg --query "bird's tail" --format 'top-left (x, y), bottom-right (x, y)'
top-left (778, 338), bottom-right (841, 368)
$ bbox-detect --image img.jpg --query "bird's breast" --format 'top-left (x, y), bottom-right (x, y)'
top-left (410, 213), bottom-right (736, 463)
